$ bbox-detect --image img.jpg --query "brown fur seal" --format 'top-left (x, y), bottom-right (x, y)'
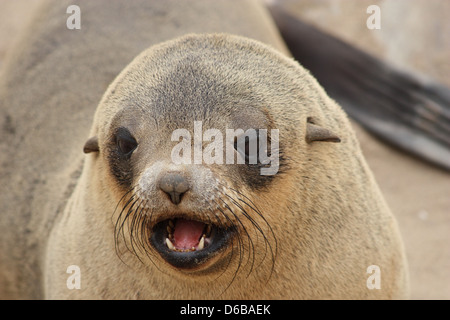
top-left (0, 0), bottom-right (408, 299)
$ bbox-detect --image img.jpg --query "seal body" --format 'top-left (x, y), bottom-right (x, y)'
top-left (0, 0), bottom-right (408, 299)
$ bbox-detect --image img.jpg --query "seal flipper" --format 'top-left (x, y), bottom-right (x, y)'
top-left (269, 6), bottom-right (450, 171)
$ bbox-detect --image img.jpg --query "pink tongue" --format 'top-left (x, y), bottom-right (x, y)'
top-left (173, 219), bottom-right (205, 250)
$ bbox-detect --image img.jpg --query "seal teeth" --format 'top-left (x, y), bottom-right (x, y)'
top-left (164, 219), bottom-right (209, 252)
top-left (166, 238), bottom-right (175, 250)
top-left (167, 220), bottom-right (174, 240)
top-left (165, 234), bottom-right (207, 252)
top-left (197, 235), bottom-right (205, 250)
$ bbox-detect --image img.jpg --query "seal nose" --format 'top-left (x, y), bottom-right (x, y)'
top-left (158, 173), bottom-right (190, 205)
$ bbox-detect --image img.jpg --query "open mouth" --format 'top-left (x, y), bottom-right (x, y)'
top-left (150, 218), bottom-right (234, 270)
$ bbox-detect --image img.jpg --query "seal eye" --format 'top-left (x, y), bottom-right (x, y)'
top-left (116, 128), bottom-right (138, 157)
top-left (233, 130), bottom-right (261, 164)
top-left (118, 137), bottom-right (137, 155)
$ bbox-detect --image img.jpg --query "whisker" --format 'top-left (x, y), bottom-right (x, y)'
top-left (113, 188), bottom-right (138, 265)
top-left (218, 195), bottom-right (255, 277)
top-left (224, 195), bottom-right (258, 275)
top-left (217, 181), bottom-right (278, 280)
top-left (231, 189), bottom-right (278, 279)
top-left (211, 201), bottom-right (243, 295)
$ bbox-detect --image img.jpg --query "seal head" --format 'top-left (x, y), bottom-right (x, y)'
top-left (83, 34), bottom-right (342, 276)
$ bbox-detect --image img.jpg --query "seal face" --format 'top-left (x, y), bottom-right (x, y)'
top-left (85, 34), bottom-right (345, 275)
top-left (79, 33), bottom-right (408, 299)
top-left (89, 34), bottom-right (300, 274)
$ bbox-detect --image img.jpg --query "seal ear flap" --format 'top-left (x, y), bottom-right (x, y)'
top-left (83, 136), bottom-right (99, 153)
top-left (306, 118), bottom-right (341, 143)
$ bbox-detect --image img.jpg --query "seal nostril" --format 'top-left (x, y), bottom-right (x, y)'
top-left (168, 191), bottom-right (183, 205)
top-left (158, 173), bottom-right (190, 205)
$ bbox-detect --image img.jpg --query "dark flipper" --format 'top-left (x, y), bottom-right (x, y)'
top-left (269, 6), bottom-right (450, 171)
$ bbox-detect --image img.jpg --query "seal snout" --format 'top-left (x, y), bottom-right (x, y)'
top-left (137, 166), bottom-right (234, 270)
top-left (158, 172), bottom-right (190, 205)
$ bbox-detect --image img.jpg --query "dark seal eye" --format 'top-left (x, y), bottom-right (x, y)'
top-left (232, 128), bottom-right (281, 191)
top-left (233, 129), bottom-right (261, 164)
top-left (108, 127), bottom-right (137, 188)
top-left (116, 128), bottom-right (138, 157)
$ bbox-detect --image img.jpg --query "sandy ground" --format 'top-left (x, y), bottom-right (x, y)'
top-left (0, 0), bottom-right (449, 299)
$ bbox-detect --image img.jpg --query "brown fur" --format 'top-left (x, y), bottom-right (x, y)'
top-left (0, 0), bottom-right (408, 299)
